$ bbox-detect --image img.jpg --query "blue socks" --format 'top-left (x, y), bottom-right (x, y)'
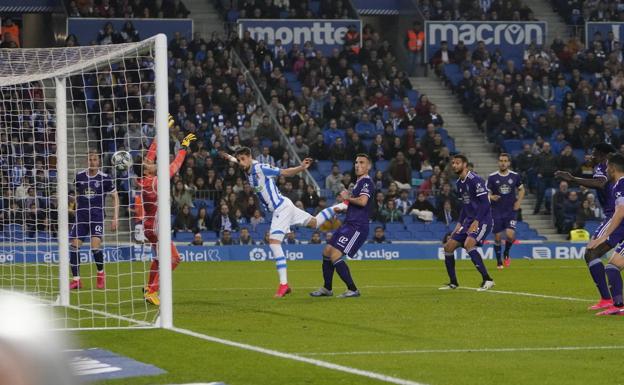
top-left (322, 257), bottom-right (334, 290)
top-left (494, 242), bottom-right (502, 265)
top-left (70, 245), bottom-right (80, 278)
top-left (606, 264), bottom-right (623, 307)
top-left (588, 259), bottom-right (611, 300)
top-left (468, 248), bottom-right (491, 281)
top-left (93, 249), bottom-right (104, 272)
top-left (504, 240), bottom-right (513, 257)
top-left (444, 252), bottom-right (458, 285)
top-left (333, 259), bottom-right (357, 291)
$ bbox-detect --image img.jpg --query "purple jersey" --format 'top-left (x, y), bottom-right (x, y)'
top-left (487, 171), bottom-right (523, 218)
top-left (595, 162), bottom-right (614, 217)
top-left (75, 169), bottom-right (115, 221)
top-left (456, 171), bottom-right (492, 223)
top-left (345, 175), bottom-right (374, 227)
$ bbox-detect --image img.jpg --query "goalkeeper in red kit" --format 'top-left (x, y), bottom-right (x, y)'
top-left (134, 117), bottom-right (196, 305)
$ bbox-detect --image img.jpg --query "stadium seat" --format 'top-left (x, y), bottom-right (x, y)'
top-left (385, 223), bottom-right (406, 232)
top-left (375, 160), bottom-right (390, 172)
top-left (337, 160), bottom-right (353, 173)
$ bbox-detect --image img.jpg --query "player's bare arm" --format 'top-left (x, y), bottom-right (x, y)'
top-left (220, 151), bottom-right (239, 164)
top-left (513, 185), bottom-right (525, 211)
top-left (280, 157), bottom-right (313, 177)
top-left (554, 170), bottom-right (607, 189)
top-left (340, 189), bottom-right (368, 207)
top-left (589, 204), bottom-right (624, 248)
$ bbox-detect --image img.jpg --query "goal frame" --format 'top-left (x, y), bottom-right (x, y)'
top-left (48, 34), bottom-right (172, 329)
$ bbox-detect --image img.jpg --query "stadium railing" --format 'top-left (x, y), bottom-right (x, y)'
top-left (229, 48), bottom-right (321, 193)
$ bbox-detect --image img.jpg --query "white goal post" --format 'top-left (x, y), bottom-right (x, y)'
top-left (0, 34), bottom-right (172, 329)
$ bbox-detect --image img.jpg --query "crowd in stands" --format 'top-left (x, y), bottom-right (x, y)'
top-left (67, 0), bottom-right (190, 18)
top-left (215, 0), bottom-right (355, 22)
top-left (0, 86), bottom-right (58, 239)
top-left (419, 0), bottom-right (534, 21)
top-left (434, 12), bottom-right (624, 235)
top-left (66, 5), bottom-right (473, 244)
top-left (552, 0), bottom-right (624, 25)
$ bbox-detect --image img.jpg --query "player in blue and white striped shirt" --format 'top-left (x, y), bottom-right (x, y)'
top-left (222, 147), bottom-right (347, 297)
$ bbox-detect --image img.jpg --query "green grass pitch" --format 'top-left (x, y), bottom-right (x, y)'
top-left (75, 258), bottom-right (624, 385)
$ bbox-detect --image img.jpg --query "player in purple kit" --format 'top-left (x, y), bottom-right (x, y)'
top-left (586, 152), bottom-right (624, 315)
top-left (69, 150), bottom-right (119, 290)
top-left (310, 154), bottom-right (374, 298)
top-left (555, 143), bottom-right (615, 310)
top-left (487, 153), bottom-right (525, 269)
top-left (440, 154), bottom-right (495, 291)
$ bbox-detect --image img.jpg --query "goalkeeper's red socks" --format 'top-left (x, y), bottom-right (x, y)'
top-left (147, 260), bottom-right (159, 294)
top-left (147, 244), bottom-right (181, 293)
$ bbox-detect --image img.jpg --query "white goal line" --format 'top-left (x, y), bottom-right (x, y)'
top-left (294, 345), bottom-right (624, 356)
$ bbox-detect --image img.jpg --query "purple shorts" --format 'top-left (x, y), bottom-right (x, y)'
top-left (329, 223), bottom-right (368, 257)
top-left (451, 219), bottom-right (492, 245)
top-left (593, 218), bottom-right (624, 249)
top-left (70, 221), bottom-right (104, 240)
top-left (492, 212), bottom-right (518, 234)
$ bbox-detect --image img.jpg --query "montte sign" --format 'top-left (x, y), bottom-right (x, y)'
top-left (238, 19), bottom-right (361, 55)
top-left (425, 21), bottom-right (547, 67)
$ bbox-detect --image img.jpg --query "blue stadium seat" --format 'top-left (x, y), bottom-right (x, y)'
top-left (503, 139), bottom-right (523, 154)
top-left (375, 160), bottom-right (390, 172)
top-left (394, 231), bottom-right (412, 240)
top-left (337, 160), bottom-right (353, 173)
top-left (385, 223), bottom-right (405, 232)
top-left (573, 149), bottom-right (586, 162)
top-left (175, 232), bottom-right (194, 242)
top-left (421, 170), bottom-right (433, 179)
top-left (317, 160), bottom-right (333, 175)
top-left (202, 231), bottom-right (218, 241)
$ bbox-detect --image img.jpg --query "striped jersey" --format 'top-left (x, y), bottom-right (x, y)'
top-left (246, 160), bottom-right (285, 212)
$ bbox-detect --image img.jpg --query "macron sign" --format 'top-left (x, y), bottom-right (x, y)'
top-left (238, 19), bottom-right (361, 55)
top-left (425, 21), bottom-right (546, 67)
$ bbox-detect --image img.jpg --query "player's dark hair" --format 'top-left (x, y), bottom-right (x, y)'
top-left (234, 147), bottom-right (251, 157)
top-left (608, 153), bottom-right (624, 172)
top-left (453, 154), bottom-right (469, 164)
top-left (355, 153), bottom-right (371, 162)
top-left (499, 153), bottom-right (511, 161)
top-left (594, 143), bottom-right (616, 156)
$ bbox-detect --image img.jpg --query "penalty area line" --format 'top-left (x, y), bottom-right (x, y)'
top-left (171, 326), bottom-right (428, 385)
top-left (295, 345), bottom-right (624, 356)
top-left (458, 287), bottom-right (594, 302)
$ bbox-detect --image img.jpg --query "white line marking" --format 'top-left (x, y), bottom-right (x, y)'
top-left (171, 327), bottom-right (428, 385)
top-left (458, 287), bottom-right (594, 302)
top-left (295, 346), bottom-right (624, 356)
top-left (177, 284), bottom-right (434, 292)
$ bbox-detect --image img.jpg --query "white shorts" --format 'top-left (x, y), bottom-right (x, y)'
top-left (269, 198), bottom-right (312, 241)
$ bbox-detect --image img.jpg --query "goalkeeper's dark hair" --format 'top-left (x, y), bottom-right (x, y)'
top-left (608, 152), bottom-right (624, 172)
top-left (594, 143), bottom-right (616, 156)
top-left (234, 147), bottom-right (252, 157)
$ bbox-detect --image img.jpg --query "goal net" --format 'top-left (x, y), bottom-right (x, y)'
top-left (0, 35), bottom-right (173, 329)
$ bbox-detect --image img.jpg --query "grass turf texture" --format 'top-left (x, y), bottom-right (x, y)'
top-left (75, 259), bottom-right (624, 385)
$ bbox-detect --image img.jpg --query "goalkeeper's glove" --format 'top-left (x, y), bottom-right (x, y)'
top-left (181, 133), bottom-right (197, 150)
top-left (168, 114), bottom-right (175, 129)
